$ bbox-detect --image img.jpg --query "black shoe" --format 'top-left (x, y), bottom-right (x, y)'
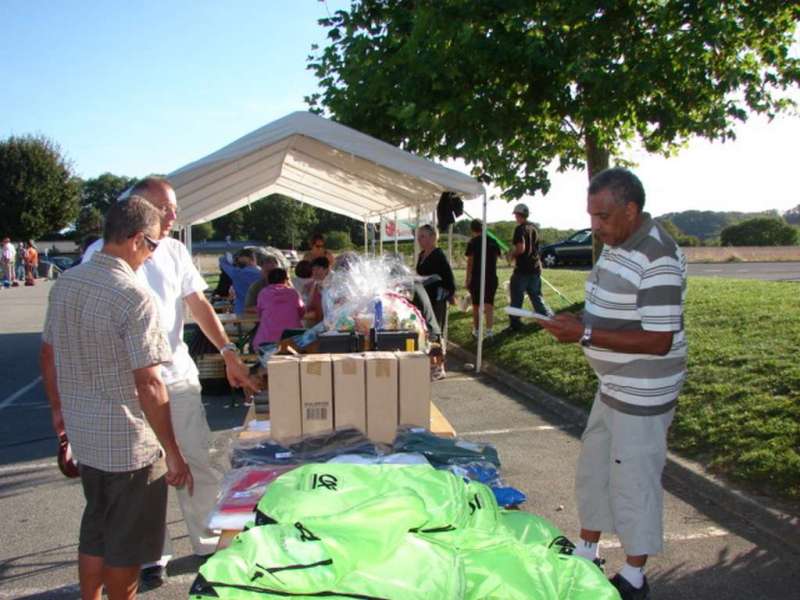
top-left (609, 573), bottom-right (650, 600)
top-left (139, 565), bottom-right (166, 590)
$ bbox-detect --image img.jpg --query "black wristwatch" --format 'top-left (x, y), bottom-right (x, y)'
top-left (579, 325), bottom-right (593, 347)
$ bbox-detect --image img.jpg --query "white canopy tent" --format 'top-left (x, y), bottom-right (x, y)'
top-left (167, 111), bottom-right (492, 371)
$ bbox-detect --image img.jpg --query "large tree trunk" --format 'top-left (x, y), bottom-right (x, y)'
top-left (585, 131), bottom-right (609, 263)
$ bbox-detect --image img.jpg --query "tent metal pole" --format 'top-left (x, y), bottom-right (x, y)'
top-left (447, 223), bottom-right (453, 265)
top-left (185, 225), bottom-right (193, 254)
top-left (393, 211), bottom-right (399, 255)
top-left (379, 216), bottom-right (384, 256)
top-left (363, 221), bottom-right (368, 255)
top-left (476, 190), bottom-right (488, 373)
top-left (413, 206), bottom-right (420, 261)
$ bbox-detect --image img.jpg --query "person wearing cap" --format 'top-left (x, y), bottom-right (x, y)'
top-left (82, 177), bottom-right (258, 589)
top-left (41, 197), bottom-right (192, 600)
top-left (506, 202), bottom-right (552, 332)
top-left (538, 168), bottom-right (687, 600)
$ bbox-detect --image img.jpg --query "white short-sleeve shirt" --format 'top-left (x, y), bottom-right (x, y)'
top-left (83, 237), bottom-right (208, 385)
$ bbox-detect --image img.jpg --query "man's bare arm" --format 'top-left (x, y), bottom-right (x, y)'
top-left (39, 342), bottom-right (65, 437)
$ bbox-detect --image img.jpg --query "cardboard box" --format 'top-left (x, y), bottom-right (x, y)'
top-left (267, 355), bottom-right (302, 441)
top-left (300, 354), bottom-right (334, 436)
top-left (331, 354), bottom-right (367, 434)
top-left (395, 351), bottom-right (431, 428)
top-left (364, 351), bottom-right (399, 444)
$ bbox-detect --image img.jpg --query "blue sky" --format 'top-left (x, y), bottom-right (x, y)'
top-left (2, 1), bottom-right (798, 229)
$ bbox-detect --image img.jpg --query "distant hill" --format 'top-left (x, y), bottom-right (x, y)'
top-left (656, 209), bottom-right (781, 241)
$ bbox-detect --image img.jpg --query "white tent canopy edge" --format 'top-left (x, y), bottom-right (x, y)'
top-left (167, 110), bottom-right (490, 372)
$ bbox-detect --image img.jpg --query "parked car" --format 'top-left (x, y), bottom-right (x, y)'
top-left (281, 249), bottom-right (300, 267)
top-left (38, 255), bottom-right (79, 278)
top-left (540, 229), bottom-right (593, 268)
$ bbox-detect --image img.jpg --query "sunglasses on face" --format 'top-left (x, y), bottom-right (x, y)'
top-left (143, 234), bottom-right (159, 252)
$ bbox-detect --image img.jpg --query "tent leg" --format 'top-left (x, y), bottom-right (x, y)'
top-left (379, 216), bottom-right (384, 256)
top-left (476, 191), bottom-right (488, 373)
top-left (363, 221), bottom-right (368, 255)
top-left (394, 211), bottom-right (399, 255)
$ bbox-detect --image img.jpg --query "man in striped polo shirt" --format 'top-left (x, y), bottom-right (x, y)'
top-left (541, 167), bottom-right (687, 600)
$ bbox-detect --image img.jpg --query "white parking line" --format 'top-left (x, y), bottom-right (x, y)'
top-left (599, 526), bottom-right (729, 549)
top-left (0, 376), bottom-right (42, 411)
top-left (0, 460), bottom-right (58, 474)
top-left (461, 425), bottom-right (575, 436)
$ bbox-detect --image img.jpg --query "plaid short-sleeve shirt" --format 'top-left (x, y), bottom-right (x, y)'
top-left (42, 252), bottom-right (172, 472)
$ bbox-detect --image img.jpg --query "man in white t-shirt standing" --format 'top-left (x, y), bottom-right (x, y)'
top-left (83, 177), bottom-right (257, 588)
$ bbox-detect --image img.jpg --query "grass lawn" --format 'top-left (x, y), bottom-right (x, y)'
top-left (447, 267), bottom-right (800, 501)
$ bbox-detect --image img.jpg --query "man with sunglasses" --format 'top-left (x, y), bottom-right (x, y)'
top-left (41, 197), bottom-right (192, 600)
top-left (83, 177), bottom-right (257, 588)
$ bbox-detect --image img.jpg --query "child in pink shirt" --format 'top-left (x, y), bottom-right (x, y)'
top-left (253, 268), bottom-right (305, 349)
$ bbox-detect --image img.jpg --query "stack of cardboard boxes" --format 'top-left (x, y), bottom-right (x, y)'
top-left (267, 351), bottom-right (431, 444)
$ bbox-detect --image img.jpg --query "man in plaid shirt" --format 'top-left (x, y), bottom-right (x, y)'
top-left (41, 197), bottom-right (192, 600)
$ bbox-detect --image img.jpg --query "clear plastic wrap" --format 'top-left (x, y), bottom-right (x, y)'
top-left (321, 255), bottom-right (427, 337)
top-left (206, 465), bottom-right (296, 531)
top-left (230, 427), bottom-right (388, 468)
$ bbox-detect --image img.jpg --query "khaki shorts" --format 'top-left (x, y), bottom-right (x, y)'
top-left (78, 456), bottom-right (168, 567)
top-left (575, 394), bottom-right (674, 556)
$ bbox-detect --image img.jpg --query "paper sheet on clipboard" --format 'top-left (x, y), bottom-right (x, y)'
top-left (504, 306), bottom-right (554, 322)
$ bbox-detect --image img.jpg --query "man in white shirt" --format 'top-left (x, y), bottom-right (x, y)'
top-left (83, 177), bottom-right (257, 588)
top-left (1, 237), bottom-right (16, 284)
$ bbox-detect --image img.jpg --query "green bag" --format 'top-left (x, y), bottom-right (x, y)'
top-left (191, 489), bottom-right (464, 599)
top-left (255, 463), bottom-right (476, 534)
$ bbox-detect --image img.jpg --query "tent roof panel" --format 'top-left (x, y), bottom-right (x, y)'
top-left (168, 111), bottom-right (483, 225)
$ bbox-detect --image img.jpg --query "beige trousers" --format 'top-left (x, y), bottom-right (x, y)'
top-left (164, 377), bottom-right (220, 557)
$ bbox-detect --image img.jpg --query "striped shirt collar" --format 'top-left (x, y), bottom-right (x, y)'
top-left (618, 212), bottom-right (653, 251)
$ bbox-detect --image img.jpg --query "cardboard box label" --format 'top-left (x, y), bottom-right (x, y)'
top-left (300, 354), bottom-right (334, 436)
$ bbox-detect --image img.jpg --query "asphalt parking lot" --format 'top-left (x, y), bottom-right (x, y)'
top-left (1, 280), bottom-right (797, 599)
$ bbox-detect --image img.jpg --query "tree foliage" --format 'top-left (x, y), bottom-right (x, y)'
top-left (720, 217), bottom-right (798, 246)
top-left (655, 218), bottom-right (701, 246)
top-left (324, 230), bottom-right (352, 250)
top-left (0, 135), bottom-right (80, 239)
top-left (659, 209), bottom-right (782, 240)
top-left (308, 1), bottom-right (799, 199)
top-left (192, 222), bottom-right (214, 242)
top-left (784, 204), bottom-right (800, 225)
top-left (81, 172), bottom-right (135, 212)
top-left (208, 194), bottom-right (367, 248)
top-left (74, 205), bottom-right (104, 246)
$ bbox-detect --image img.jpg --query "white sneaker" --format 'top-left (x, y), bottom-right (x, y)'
top-left (485, 329), bottom-right (494, 339)
top-left (472, 329), bottom-right (479, 339)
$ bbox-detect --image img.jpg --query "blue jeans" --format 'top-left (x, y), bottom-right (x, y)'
top-left (509, 271), bottom-right (552, 328)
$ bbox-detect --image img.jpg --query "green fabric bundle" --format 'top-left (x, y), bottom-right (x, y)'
top-left (191, 463), bottom-right (619, 600)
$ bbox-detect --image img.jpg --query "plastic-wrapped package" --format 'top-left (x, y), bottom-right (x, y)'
top-left (230, 427), bottom-right (386, 468)
top-left (321, 255), bottom-right (428, 338)
top-left (206, 465), bottom-right (296, 531)
top-left (393, 426), bottom-right (501, 468)
top-left (445, 462), bottom-right (527, 507)
top-left (327, 452), bottom-right (430, 465)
